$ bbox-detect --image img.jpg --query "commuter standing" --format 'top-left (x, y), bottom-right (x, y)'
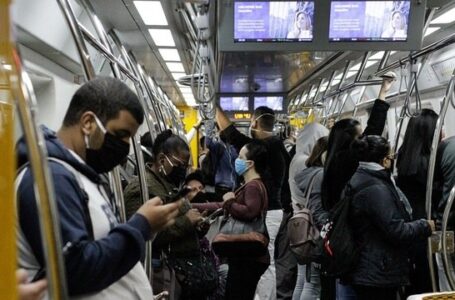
top-left (216, 105), bottom-right (291, 300)
top-left (320, 77), bottom-right (394, 299)
top-left (396, 109), bottom-right (439, 295)
top-left (346, 135), bottom-right (434, 300)
top-left (124, 130), bottom-right (217, 299)
top-left (16, 77), bottom-right (180, 299)
top-left (223, 141), bottom-right (271, 300)
top-left (292, 136), bottom-right (328, 300)
top-left (205, 130), bottom-right (238, 197)
top-left (434, 136), bottom-right (455, 291)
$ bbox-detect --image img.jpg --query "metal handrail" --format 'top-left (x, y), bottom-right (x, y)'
top-left (56, 0), bottom-right (95, 80)
top-left (78, 23), bottom-right (138, 82)
top-left (392, 54), bottom-right (429, 156)
top-left (109, 31), bottom-right (158, 139)
top-left (15, 66), bottom-right (69, 299)
top-left (441, 185), bottom-right (455, 290)
top-left (376, 33), bottom-right (455, 77)
top-left (426, 69), bottom-right (455, 292)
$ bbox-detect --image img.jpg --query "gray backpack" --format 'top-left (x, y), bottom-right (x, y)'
top-left (288, 170), bottom-right (322, 265)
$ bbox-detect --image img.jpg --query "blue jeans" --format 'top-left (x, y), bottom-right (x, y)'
top-left (336, 280), bottom-right (357, 300)
top-left (292, 263), bottom-right (321, 300)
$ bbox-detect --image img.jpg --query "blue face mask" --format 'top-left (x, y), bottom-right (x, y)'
top-left (235, 158), bottom-right (250, 176)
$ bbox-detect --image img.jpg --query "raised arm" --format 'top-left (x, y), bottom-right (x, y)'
top-left (216, 106), bottom-right (252, 152)
top-left (363, 78), bottom-right (394, 136)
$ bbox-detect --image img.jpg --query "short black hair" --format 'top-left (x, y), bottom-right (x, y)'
top-left (63, 77), bottom-right (144, 127)
top-left (253, 106), bottom-right (275, 132)
top-left (245, 139), bottom-right (269, 178)
top-left (152, 129), bottom-right (189, 161)
top-left (185, 170), bottom-right (205, 186)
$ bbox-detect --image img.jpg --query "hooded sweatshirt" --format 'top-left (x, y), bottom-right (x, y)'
top-left (289, 123), bottom-right (329, 211)
top-left (16, 126), bottom-right (153, 299)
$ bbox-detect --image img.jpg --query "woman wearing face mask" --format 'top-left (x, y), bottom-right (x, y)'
top-left (193, 140), bottom-right (270, 299)
top-left (123, 130), bottom-right (210, 299)
top-left (344, 135), bottom-right (435, 300)
top-left (222, 140), bottom-right (270, 300)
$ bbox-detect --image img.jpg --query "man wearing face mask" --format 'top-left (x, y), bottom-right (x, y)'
top-left (16, 77), bottom-right (181, 299)
top-left (216, 105), bottom-right (292, 300)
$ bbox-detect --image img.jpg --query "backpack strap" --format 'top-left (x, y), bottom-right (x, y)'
top-left (16, 158), bottom-right (95, 240)
top-left (302, 169), bottom-right (323, 208)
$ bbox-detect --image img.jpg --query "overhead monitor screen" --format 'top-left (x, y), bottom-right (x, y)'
top-left (220, 96), bottom-right (249, 111)
top-left (234, 1), bottom-right (314, 42)
top-left (254, 96), bottom-right (283, 111)
top-left (329, 1), bottom-right (410, 42)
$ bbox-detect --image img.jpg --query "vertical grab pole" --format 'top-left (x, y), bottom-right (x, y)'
top-left (441, 185), bottom-right (455, 290)
top-left (14, 64), bottom-right (69, 300)
top-left (425, 70), bottom-right (455, 292)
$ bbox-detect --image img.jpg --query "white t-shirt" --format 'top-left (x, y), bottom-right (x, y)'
top-left (17, 154), bottom-right (153, 300)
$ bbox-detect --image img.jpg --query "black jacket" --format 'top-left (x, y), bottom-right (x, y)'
top-left (345, 168), bottom-right (432, 287)
top-left (323, 99), bottom-right (390, 210)
top-left (222, 124), bottom-right (292, 212)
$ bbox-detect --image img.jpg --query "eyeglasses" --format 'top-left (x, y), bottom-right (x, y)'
top-left (165, 154), bottom-right (189, 169)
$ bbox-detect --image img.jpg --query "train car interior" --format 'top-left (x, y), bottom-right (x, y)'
top-left (3, 0), bottom-right (455, 299)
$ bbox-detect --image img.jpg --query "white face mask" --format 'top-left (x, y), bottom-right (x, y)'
top-left (249, 113), bottom-right (276, 138)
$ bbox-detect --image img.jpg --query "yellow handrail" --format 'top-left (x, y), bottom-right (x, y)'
top-left (0, 0), bottom-right (18, 298)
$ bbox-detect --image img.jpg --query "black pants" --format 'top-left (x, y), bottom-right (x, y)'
top-left (405, 239), bottom-right (432, 296)
top-left (225, 260), bottom-right (268, 300)
top-left (353, 285), bottom-right (398, 300)
top-left (275, 211), bottom-right (298, 300)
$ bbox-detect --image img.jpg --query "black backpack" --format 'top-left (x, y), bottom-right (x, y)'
top-left (200, 150), bottom-right (216, 186)
top-left (320, 183), bottom-right (360, 277)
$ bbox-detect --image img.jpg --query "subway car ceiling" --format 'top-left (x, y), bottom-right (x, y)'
top-left (9, 0), bottom-right (455, 129)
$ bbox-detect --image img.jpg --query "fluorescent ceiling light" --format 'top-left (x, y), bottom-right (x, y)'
top-left (424, 27), bottom-right (441, 37)
top-left (134, 1), bottom-right (168, 26)
top-left (158, 48), bottom-right (181, 61)
top-left (369, 51), bottom-right (385, 60)
top-left (166, 62), bottom-right (184, 72)
top-left (148, 29), bottom-right (175, 47)
top-left (171, 72), bottom-right (186, 80)
top-left (431, 7), bottom-right (455, 24)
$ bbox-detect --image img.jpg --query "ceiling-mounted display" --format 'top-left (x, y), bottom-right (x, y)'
top-left (220, 96), bottom-right (250, 111)
top-left (234, 1), bottom-right (314, 42)
top-left (254, 96), bottom-right (284, 111)
top-left (329, 1), bottom-right (410, 42)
